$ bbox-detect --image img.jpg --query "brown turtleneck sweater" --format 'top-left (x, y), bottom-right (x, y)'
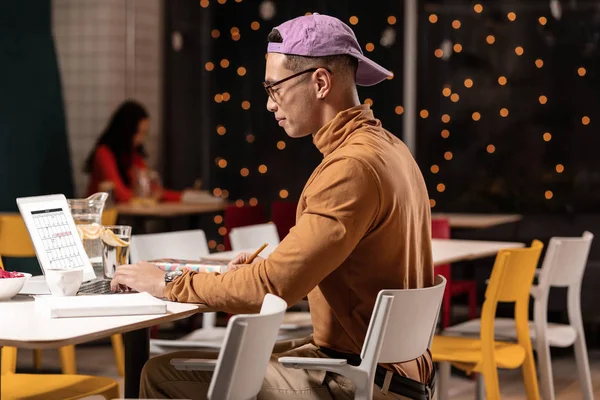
top-left (165, 104), bottom-right (434, 382)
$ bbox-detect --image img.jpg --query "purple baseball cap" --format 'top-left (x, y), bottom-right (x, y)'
top-left (267, 13), bottom-right (392, 86)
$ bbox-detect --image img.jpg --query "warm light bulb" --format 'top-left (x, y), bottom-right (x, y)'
top-left (535, 59), bottom-right (544, 68)
top-left (211, 29), bottom-right (220, 38)
top-left (464, 78), bottom-right (474, 88)
top-left (578, 67), bottom-right (587, 76)
top-left (235, 199), bottom-right (244, 207)
top-left (349, 16), bottom-right (359, 25)
top-left (220, 59), bottom-right (230, 68)
top-left (205, 62), bottom-right (215, 71)
top-left (222, 92), bottom-right (231, 101)
top-left (434, 49), bottom-right (444, 58)
top-left (556, 164), bottom-right (564, 173)
top-left (472, 112), bottom-right (481, 121)
top-left (279, 190), bottom-right (289, 199)
top-left (246, 134), bottom-right (255, 143)
top-left (365, 43), bottom-right (375, 52)
top-left (545, 190), bottom-right (553, 200)
top-left (249, 198), bottom-right (258, 206)
top-left (442, 87), bottom-right (452, 97)
top-left (453, 44), bottom-right (463, 53)
top-left (214, 94), bottom-right (223, 103)
top-left (498, 76), bottom-right (507, 85)
top-left (388, 16), bottom-right (397, 25)
top-left (539, 16), bottom-right (547, 25)
top-left (444, 151), bottom-right (453, 160)
top-left (441, 114), bottom-right (451, 123)
top-left (208, 240), bottom-right (217, 249)
top-left (237, 66), bottom-right (247, 76)
top-left (507, 12), bottom-right (517, 21)
top-left (441, 129), bottom-right (450, 138)
top-left (241, 101), bottom-right (251, 110)
top-left (240, 168), bottom-right (249, 177)
top-left (431, 165), bottom-right (440, 174)
top-left (420, 109), bottom-right (429, 119)
top-left (364, 98), bottom-right (373, 106)
top-left (200, 0), bottom-right (209, 8)
top-left (474, 4), bottom-right (483, 13)
top-left (452, 20), bottom-right (461, 29)
top-left (218, 227), bottom-right (227, 236)
top-left (216, 125), bottom-right (227, 135)
top-left (212, 188), bottom-right (222, 196)
top-left (214, 215), bottom-right (223, 224)
top-left (500, 108), bottom-right (509, 117)
top-left (251, 21), bottom-right (260, 30)
top-left (450, 93), bottom-right (459, 102)
top-left (277, 141), bottom-right (286, 150)
top-left (582, 116), bottom-right (591, 125)
top-left (515, 46), bottom-right (524, 56)
top-left (486, 144), bottom-right (496, 153)
top-left (543, 132), bottom-right (552, 141)
top-left (539, 95), bottom-right (548, 105)
top-left (486, 35), bottom-right (495, 44)
top-left (258, 164), bottom-right (268, 174)
top-left (429, 14), bottom-right (438, 23)
top-left (216, 244), bottom-right (225, 251)
top-left (217, 159), bottom-right (227, 168)
top-left (395, 106), bottom-right (404, 115)
top-left (429, 199), bottom-right (437, 208)
top-left (437, 183), bottom-right (446, 192)
top-left (217, 0), bottom-right (226, 4)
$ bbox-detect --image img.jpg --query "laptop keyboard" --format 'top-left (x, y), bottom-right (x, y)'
top-left (79, 280), bottom-right (112, 295)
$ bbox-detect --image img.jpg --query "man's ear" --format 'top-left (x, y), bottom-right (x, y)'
top-left (313, 68), bottom-right (332, 99)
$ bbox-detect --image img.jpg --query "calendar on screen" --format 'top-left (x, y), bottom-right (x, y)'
top-left (31, 208), bottom-right (85, 269)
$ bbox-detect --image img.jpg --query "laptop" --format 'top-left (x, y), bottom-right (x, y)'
top-left (17, 194), bottom-right (115, 295)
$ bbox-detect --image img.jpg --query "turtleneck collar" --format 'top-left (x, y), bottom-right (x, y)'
top-left (312, 104), bottom-right (381, 157)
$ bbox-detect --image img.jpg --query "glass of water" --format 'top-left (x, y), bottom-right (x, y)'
top-left (101, 225), bottom-right (132, 279)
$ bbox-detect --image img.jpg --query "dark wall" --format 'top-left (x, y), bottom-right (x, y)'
top-left (0, 0), bottom-right (73, 211)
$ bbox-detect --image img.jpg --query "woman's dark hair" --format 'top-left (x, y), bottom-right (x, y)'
top-left (84, 100), bottom-right (149, 185)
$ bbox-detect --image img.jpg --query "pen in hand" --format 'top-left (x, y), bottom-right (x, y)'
top-left (245, 243), bottom-right (268, 264)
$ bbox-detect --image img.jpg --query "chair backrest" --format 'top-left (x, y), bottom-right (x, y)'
top-left (538, 232), bottom-right (593, 289)
top-left (208, 294), bottom-right (287, 400)
top-left (224, 204), bottom-right (266, 250)
top-left (0, 214), bottom-right (36, 262)
top-left (130, 230), bottom-right (210, 263)
top-left (360, 276), bottom-right (446, 370)
top-left (229, 223), bottom-right (280, 251)
top-left (271, 201), bottom-right (298, 240)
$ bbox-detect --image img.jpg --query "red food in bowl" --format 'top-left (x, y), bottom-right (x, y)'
top-left (0, 270), bottom-right (24, 279)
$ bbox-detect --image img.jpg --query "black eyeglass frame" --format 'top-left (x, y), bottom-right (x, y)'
top-left (263, 67), bottom-right (332, 101)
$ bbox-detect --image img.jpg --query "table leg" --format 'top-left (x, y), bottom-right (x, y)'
top-left (124, 328), bottom-right (150, 398)
top-left (0, 345), bottom-right (3, 396)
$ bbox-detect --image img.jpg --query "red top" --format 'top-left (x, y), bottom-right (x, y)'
top-left (87, 145), bottom-right (181, 203)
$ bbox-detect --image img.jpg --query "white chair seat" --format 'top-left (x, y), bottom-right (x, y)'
top-left (445, 318), bottom-right (578, 348)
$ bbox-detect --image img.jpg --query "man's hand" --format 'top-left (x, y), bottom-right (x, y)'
top-left (110, 261), bottom-right (166, 297)
top-left (225, 252), bottom-right (265, 273)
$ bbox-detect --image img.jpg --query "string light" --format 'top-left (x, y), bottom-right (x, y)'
top-left (246, 134), bottom-right (255, 143)
top-left (237, 66), bottom-right (247, 76)
top-left (221, 189), bottom-right (229, 198)
top-left (349, 16), bottom-right (359, 25)
top-left (235, 199), bottom-right (245, 207)
top-left (240, 168), bottom-right (249, 177)
top-left (582, 116), bottom-right (591, 125)
top-left (486, 144), bottom-right (496, 153)
top-left (444, 151), bottom-right (453, 160)
top-left (452, 20), bottom-right (461, 29)
top-left (279, 190), bottom-right (289, 199)
top-left (365, 43), bottom-right (375, 52)
top-left (543, 132), bottom-right (552, 141)
top-left (434, 49), bottom-right (443, 58)
top-left (217, 0), bottom-right (226, 4)
top-left (205, 62), bottom-right (215, 71)
top-left (249, 198), bottom-right (258, 206)
top-left (258, 164), bottom-right (268, 174)
top-left (214, 94), bottom-right (223, 103)
top-left (539, 16), bottom-right (547, 25)
top-left (214, 215), bottom-right (223, 224)
top-left (212, 188), bottom-right (222, 196)
top-left (450, 93), bottom-right (459, 102)
top-left (441, 114), bottom-right (451, 123)
top-left (216, 125), bottom-right (226, 135)
top-left (507, 12), bottom-right (517, 21)
top-left (216, 244), bottom-right (225, 252)
top-left (500, 108), bottom-right (509, 117)
top-left (388, 16), bottom-right (397, 25)
top-left (277, 141), bottom-right (286, 150)
top-left (200, 0), bottom-right (209, 8)
top-left (472, 112), bottom-right (481, 121)
top-left (420, 109), bottom-right (429, 119)
top-left (208, 240), bottom-right (217, 249)
top-left (231, 32), bottom-right (241, 41)
top-left (222, 92), bottom-right (231, 101)
top-left (442, 87), bottom-right (451, 97)
top-left (429, 14), bottom-right (438, 24)
top-left (578, 67), bottom-right (587, 76)
top-left (241, 101), bottom-right (251, 110)
top-left (556, 164), bottom-right (565, 173)
top-left (535, 59), bottom-right (544, 68)
top-left (498, 76), bottom-right (507, 85)
top-left (364, 98), bottom-right (373, 106)
top-left (441, 129), bottom-right (450, 138)
top-left (220, 59), bottom-right (230, 68)
top-left (539, 95), bottom-right (548, 105)
top-left (251, 21), bottom-right (260, 30)
top-left (486, 35), bottom-right (495, 44)
top-left (218, 227), bottom-right (227, 236)
top-left (464, 78), bottom-right (473, 88)
top-left (437, 183), bottom-right (446, 193)
top-left (431, 165), bottom-right (440, 174)
top-left (545, 190), bottom-right (554, 200)
top-left (429, 199), bottom-right (436, 208)
top-left (395, 106), bottom-right (404, 115)
top-left (515, 46), bottom-right (524, 56)
top-left (474, 4), bottom-right (483, 13)
top-left (387, 72), bottom-right (394, 81)
top-left (211, 29), bottom-right (220, 38)
top-left (453, 44), bottom-right (463, 53)
top-left (217, 159), bottom-right (227, 168)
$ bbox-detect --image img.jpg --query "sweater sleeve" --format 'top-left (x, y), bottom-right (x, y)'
top-left (164, 157), bottom-right (380, 313)
top-left (92, 146), bottom-right (133, 203)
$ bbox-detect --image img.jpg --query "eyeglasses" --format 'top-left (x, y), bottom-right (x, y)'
top-left (263, 67), bottom-right (332, 102)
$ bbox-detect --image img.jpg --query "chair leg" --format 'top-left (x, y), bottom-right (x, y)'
top-left (573, 325), bottom-right (594, 400)
top-left (480, 366), bottom-right (501, 400)
top-left (475, 373), bottom-right (486, 400)
top-left (111, 334), bottom-right (125, 377)
top-left (58, 345), bottom-right (77, 374)
top-left (534, 326), bottom-right (554, 400)
top-left (33, 349), bottom-right (43, 370)
top-left (102, 383), bottom-right (121, 400)
top-left (437, 362), bottom-right (451, 400)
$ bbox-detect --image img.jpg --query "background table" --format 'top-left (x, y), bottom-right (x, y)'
top-left (431, 213), bottom-right (523, 229)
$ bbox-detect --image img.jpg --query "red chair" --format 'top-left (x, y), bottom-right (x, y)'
top-left (271, 201), bottom-right (298, 240)
top-left (432, 218), bottom-right (477, 328)
top-left (223, 204), bottom-right (266, 250)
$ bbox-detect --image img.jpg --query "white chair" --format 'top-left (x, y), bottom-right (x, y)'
top-left (130, 230), bottom-right (225, 350)
top-left (445, 232), bottom-right (594, 400)
top-left (171, 294), bottom-right (287, 400)
top-left (279, 276), bottom-right (446, 400)
top-left (229, 223), bottom-right (280, 251)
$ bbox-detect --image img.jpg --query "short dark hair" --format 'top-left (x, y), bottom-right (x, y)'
top-left (267, 29), bottom-right (358, 80)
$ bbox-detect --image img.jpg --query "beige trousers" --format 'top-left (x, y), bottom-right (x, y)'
top-left (140, 336), bottom-right (410, 399)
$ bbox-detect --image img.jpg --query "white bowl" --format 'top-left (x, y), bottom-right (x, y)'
top-left (0, 273), bottom-right (32, 301)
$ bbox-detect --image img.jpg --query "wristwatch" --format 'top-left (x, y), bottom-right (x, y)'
top-left (164, 270), bottom-right (183, 284)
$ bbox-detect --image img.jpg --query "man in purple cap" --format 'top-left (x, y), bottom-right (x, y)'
top-left (112, 13), bottom-right (435, 399)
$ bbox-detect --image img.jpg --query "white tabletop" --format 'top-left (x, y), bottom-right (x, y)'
top-left (205, 239), bottom-right (525, 266)
top-left (431, 213), bottom-right (523, 229)
top-left (0, 296), bottom-right (209, 349)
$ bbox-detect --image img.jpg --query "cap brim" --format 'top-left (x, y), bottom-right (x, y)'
top-left (354, 54), bottom-right (393, 86)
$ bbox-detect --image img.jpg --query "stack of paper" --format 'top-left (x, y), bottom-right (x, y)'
top-left (35, 292), bottom-right (167, 318)
top-left (151, 258), bottom-right (228, 273)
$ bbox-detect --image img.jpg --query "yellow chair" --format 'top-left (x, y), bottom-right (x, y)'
top-left (1, 346), bottom-right (119, 400)
top-left (432, 241), bottom-right (544, 400)
top-left (102, 208), bottom-right (126, 378)
top-left (0, 215), bottom-right (77, 374)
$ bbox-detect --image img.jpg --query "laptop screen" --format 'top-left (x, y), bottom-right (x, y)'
top-left (17, 194), bottom-right (97, 283)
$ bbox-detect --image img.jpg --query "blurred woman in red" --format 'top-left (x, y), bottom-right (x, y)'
top-left (85, 100), bottom-right (181, 203)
